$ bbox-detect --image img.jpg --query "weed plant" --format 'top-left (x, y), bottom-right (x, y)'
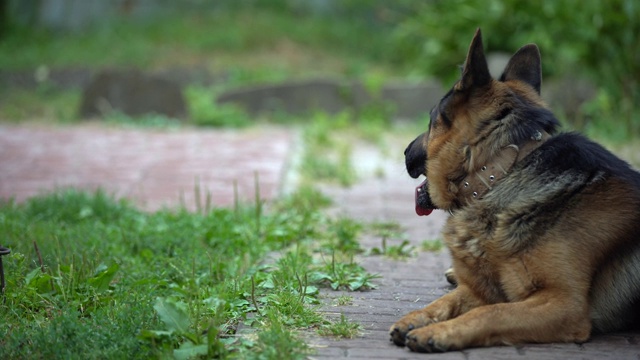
top-left (185, 86), bottom-right (252, 128)
top-left (0, 188), bottom-right (376, 359)
top-left (421, 239), bottom-right (444, 253)
top-left (367, 221), bottom-right (415, 259)
top-left (317, 314), bottom-right (362, 339)
top-left (299, 112), bottom-right (361, 187)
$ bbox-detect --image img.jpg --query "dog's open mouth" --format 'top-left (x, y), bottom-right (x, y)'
top-left (415, 178), bottom-right (436, 216)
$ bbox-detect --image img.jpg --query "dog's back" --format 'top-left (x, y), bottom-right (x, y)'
top-left (569, 136), bottom-right (640, 332)
top-left (493, 131), bottom-right (640, 333)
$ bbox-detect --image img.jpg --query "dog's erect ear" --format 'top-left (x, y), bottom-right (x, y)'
top-left (500, 44), bottom-right (542, 94)
top-left (457, 28), bottom-right (492, 92)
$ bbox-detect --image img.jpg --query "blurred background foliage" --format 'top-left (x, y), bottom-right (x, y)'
top-left (388, 0), bottom-right (639, 139)
top-left (0, 0), bottom-right (638, 139)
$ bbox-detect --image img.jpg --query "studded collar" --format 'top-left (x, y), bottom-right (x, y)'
top-left (457, 130), bottom-right (551, 205)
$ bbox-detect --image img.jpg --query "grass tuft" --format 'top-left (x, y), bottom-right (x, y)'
top-left (318, 313), bottom-right (362, 339)
top-left (421, 239), bottom-right (444, 252)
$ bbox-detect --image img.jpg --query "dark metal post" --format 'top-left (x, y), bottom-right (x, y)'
top-left (0, 245), bottom-right (10, 299)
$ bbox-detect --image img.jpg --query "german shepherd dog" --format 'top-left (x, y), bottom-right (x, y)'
top-left (390, 29), bottom-right (640, 352)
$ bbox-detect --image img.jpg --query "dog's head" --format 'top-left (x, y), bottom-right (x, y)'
top-left (405, 29), bottom-right (559, 215)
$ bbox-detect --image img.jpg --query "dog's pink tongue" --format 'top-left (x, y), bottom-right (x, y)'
top-left (416, 204), bottom-right (433, 216)
top-left (415, 179), bottom-right (433, 216)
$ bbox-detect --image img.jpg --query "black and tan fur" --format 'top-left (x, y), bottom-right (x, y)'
top-left (390, 29), bottom-right (640, 352)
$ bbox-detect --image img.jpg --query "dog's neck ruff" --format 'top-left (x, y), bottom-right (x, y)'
top-left (457, 130), bottom-right (551, 205)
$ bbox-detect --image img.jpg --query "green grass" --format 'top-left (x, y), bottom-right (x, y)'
top-left (0, 88), bottom-right (81, 123)
top-left (0, 188), bottom-right (374, 359)
top-left (421, 239), bottom-right (445, 252)
top-left (0, 9), bottom-right (394, 77)
top-left (299, 112), bottom-right (363, 187)
top-left (185, 86), bottom-right (252, 128)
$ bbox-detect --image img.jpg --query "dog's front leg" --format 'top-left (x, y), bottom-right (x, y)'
top-left (403, 290), bottom-right (591, 352)
top-left (389, 284), bottom-right (485, 346)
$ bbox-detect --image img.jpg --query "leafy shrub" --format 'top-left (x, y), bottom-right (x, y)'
top-left (390, 0), bottom-right (640, 137)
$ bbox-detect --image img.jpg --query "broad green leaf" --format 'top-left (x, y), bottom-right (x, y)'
top-left (137, 329), bottom-right (174, 340)
top-left (87, 263), bottom-right (119, 292)
top-left (304, 285), bottom-right (318, 295)
top-left (25, 268), bottom-right (54, 294)
top-left (153, 297), bottom-right (190, 333)
top-left (259, 275), bottom-right (275, 289)
top-left (24, 268), bottom-right (42, 286)
top-left (173, 341), bottom-right (209, 360)
top-left (349, 280), bottom-right (364, 291)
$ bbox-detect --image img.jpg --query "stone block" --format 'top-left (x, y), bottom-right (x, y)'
top-left (381, 82), bottom-right (442, 120)
top-left (217, 78), bottom-right (442, 121)
top-left (216, 78), bottom-right (353, 116)
top-left (543, 76), bottom-right (596, 120)
top-left (79, 68), bottom-right (187, 119)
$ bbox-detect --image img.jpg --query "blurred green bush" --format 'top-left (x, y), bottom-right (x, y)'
top-left (388, 0), bottom-right (639, 138)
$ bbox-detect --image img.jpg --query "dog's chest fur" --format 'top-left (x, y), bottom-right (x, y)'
top-left (442, 210), bottom-right (539, 303)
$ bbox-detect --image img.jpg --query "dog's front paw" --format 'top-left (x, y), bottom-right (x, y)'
top-left (389, 321), bottom-right (416, 346)
top-left (389, 311), bottom-right (437, 347)
top-left (405, 325), bottom-right (453, 353)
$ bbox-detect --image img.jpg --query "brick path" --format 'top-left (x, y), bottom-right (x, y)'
top-left (0, 124), bottom-right (292, 211)
top-left (1, 124), bottom-right (638, 359)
